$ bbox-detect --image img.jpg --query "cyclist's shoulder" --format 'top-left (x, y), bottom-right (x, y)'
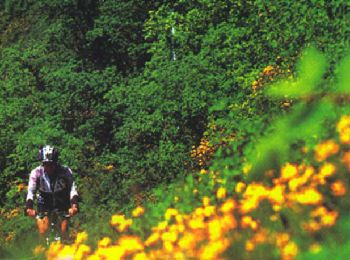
top-left (57, 164), bottom-right (74, 176)
top-left (30, 165), bottom-right (44, 176)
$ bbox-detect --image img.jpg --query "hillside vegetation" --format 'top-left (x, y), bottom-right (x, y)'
top-left (0, 1), bottom-right (350, 259)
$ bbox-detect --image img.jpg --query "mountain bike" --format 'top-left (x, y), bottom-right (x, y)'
top-left (37, 209), bottom-right (70, 246)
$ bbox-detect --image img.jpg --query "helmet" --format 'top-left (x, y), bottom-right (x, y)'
top-left (38, 145), bottom-right (59, 163)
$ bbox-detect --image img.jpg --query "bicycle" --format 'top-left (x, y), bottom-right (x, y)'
top-left (37, 209), bottom-right (70, 246)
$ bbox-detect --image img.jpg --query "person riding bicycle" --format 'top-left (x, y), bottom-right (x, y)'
top-left (25, 145), bottom-right (79, 241)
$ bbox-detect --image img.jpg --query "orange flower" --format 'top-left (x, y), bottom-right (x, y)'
top-left (314, 140), bottom-right (339, 161)
top-left (331, 180), bottom-right (346, 196)
top-left (342, 151), bottom-right (350, 170)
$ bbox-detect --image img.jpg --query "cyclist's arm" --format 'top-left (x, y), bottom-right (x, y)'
top-left (26, 168), bottom-right (40, 216)
top-left (67, 167), bottom-right (79, 213)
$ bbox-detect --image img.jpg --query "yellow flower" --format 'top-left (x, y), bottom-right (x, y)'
top-left (203, 206), bottom-right (216, 217)
top-left (280, 163), bottom-right (298, 181)
top-left (17, 183), bottom-right (27, 192)
top-left (268, 185), bottom-right (285, 205)
top-left (118, 235), bottom-right (144, 253)
top-left (336, 115), bottom-right (350, 133)
top-left (105, 165), bottom-right (114, 171)
top-left (235, 182), bottom-right (246, 193)
top-left (145, 232), bottom-right (160, 247)
top-left (337, 115), bottom-right (350, 144)
top-left (314, 140), bottom-right (339, 161)
top-left (281, 241), bottom-right (299, 259)
top-left (56, 245), bottom-right (75, 259)
top-left (319, 162), bottom-right (336, 178)
top-left (188, 217), bottom-right (205, 230)
top-left (75, 231), bottom-right (88, 244)
top-left (339, 127), bottom-right (350, 144)
top-left (245, 240), bottom-right (255, 252)
top-left (198, 239), bottom-right (229, 260)
top-left (216, 187), bottom-right (226, 199)
top-left (331, 180), bottom-right (346, 196)
top-left (208, 219), bottom-right (223, 241)
top-left (111, 214), bottom-right (133, 232)
top-left (98, 237), bottom-right (112, 248)
top-left (202, 196), bottom-right (210, 207)
top-left (132, 206), bottom-right (145, 217)
top-left (133, 252), bottom-right (148, 260)
top-left (75, 244), bottom-right (91, 260)
top-left (178, 233), bottom-right (196, 250)
top-left (220, 199), bottom-right (236, 213)
top-left (321, 211), bottom-right (338, 227)
top-left (291, 188), bottom-right (323, 205)
top-left (165, 208), bottom-right (179, 221)
top-left (243, 164), bottom-right (252, 175)
top-left (241, 216), bottom-right (258, 230)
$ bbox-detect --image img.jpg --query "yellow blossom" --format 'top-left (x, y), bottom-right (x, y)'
top-left (280, 163), bottom-right (298, 181)
top-left (337, 115), bottom-right (350, 144)
top-left (161, 231), bottom-right (178, 243)
top-left (235, 182), bottom-right (246, 193)
top-left (178, 233), bottom-right (196, 250)
top-left (241, 216), bottom-right (258, 230)
top-left (75, 231), bottom-right (88, 244)
top-left (198, 239), bottom-right (229, 260)
top-left (291, 188), bottom-right (323, 205)
top-left (145, 232), bottom-right (160, 247)
top-left (132, 206), bottom-right (145, 217)
top-left (268, 185), bottom-right (285, 205)
top-left (314, 140), bottom-right (339, 161)
top-left (319, 162), bottom-right (336, 178)
top-left (245, 240), bottom-right (255, 252)
top-left (281, 241), bottom-right (299, 259)
top-left (203, 206), bottom-right (216, 217)
top-left (243, 164), bottom-right (252, 175)
top-left (105, 165), bottom-right (114, 171)
top-left (203, 196), bottom-right (210, 207)
top-left (208, 219), bottom-right (223, 241)
top-left (165, 208), bottom-right (179, 221)
top-left (216, 187), bottom-right (226, 199)
top-left (75, 244), bottom-right (91, 260)
top-left (111, 214), bottom-right (133, 232)
top-left (220, 199), bottom-right (236, 213)
top-left (133, 252), bottom-right (148, 260)
top-left (98, 237), bottom-right (112, 248)
top-left (118, 235), bottom-right (144, 253)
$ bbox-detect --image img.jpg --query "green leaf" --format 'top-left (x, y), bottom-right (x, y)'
top-left (334, 50), bottom-right (350, 93)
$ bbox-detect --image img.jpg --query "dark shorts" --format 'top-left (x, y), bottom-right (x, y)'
top-left (37, 203), bottom-right (69, 219)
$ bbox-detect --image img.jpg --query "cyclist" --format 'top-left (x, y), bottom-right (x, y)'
top-left (25, 145), bottom-right (79, 241)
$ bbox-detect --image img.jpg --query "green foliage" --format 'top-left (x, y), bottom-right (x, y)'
top-left (0, 0), bottom-right (349, 256)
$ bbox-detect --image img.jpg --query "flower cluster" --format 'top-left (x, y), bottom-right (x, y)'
top-left (252, 64), bottom-right (292, 92)
top-left (191, 137), bottom-right (215, 167)
top-left (45, 115), bottom-right (350, 259)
